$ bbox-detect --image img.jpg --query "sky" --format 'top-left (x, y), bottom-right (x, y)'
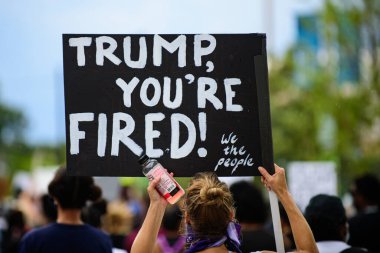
top-left (0, 0), bottom-right (322, 145)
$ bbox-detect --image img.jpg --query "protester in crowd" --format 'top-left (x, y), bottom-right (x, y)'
top-left (82, 198), bottom-right (128, 253)
top-left (14, 190), bottom-right (39, 229)
top-left (131, 164), bottom-right (318, 253)
top-left (18, 167), bottom-right (113, 253)
top-left (305, 194), bottom-right (369, 253)
top-left (119, 185), bottom-right (144, 229)
top-left (39, 194), bottom-right (57, 225)
top-left (81, 198), bottom-right (107, 229)
top-left (103, 200), bottom-right (133, 251)
top-left (123, 195), bottom-right (150, 252)
top-left (153, 204), bottom-right (185, 253)
top-left (1, 209), bottom-right (27, 253)
top-left (124, 225), bottom-right (141, 253)
top-left (348, 173), bottom-right (380, 253)
top-left (229, 181), bottom-right (276, 252)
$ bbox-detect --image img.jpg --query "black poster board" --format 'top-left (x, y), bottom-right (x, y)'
top-left (62, 33), bottom-right (274, 177)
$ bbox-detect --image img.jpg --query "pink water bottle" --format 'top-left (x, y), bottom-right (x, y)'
top-left (139, 153), bottom-right (185, 204)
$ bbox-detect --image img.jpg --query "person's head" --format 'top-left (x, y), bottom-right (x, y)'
top-left (230, 180), bottom-right (267, 224)
top-left (304, 194), bottom-right (347, 242)
top-left (120, 185), bottom-right (133, 201)
top-left (48, 167), bottom-right (102, 210)
top-left (40, 194), bottom-right (57, 223)
top-left (81, 198), bottom-right (107, 228)
top-left (351, 173), bottom-right (380, 211)
top-left (163, 204), bottom-right (182, 232)
top-left (184, 172), bottom-right (235, 237)
top-left (5, 209), bottom-right (25, 231)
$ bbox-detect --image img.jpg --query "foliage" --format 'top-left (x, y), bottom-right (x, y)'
top-left (0, 101), bottom-right (28, 176)
top-left (0, 92), bottom-right (66, 176)
top-left (269, 0), bottom-right (380, 193)
top-left (0, 104), bottom-right (26, 146)
top-left (0, 0), bottom-right (379, 197)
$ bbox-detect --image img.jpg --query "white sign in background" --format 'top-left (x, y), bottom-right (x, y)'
top-left (288, 161), bottom-right (337, 212)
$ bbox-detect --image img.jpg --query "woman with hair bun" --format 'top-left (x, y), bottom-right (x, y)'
top-left (19, 167), bottom-right (113, 253)
top-left (183, 172), bottom-right (238, 252)
top-left (131, 164), bottom-right (318, 253)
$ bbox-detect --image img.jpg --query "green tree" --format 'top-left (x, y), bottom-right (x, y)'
top-left (0, 104), bottom-right (26, 146)
top-left (0, 98), bottom-right (31, 175)
top-left (269, 0), bottom-right (380, 193)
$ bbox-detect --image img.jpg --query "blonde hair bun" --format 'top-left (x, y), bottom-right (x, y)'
top-left (200, 186), bottom-right (225, 205)
top-left (185, 172), bottom-right (235, 236)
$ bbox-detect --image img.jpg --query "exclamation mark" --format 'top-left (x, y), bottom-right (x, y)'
top-left (197, 112), bottom-right (207, 157)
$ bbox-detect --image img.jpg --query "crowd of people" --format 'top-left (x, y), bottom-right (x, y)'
top-left (0, 164), bottom-right (378, 253)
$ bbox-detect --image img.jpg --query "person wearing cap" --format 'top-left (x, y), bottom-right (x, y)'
top-left (229, 181), bottom-right (276, 252)
top-left (304, 194), bottom-right (369, 253)
top-left (348, 174), bottom-right (380, 253)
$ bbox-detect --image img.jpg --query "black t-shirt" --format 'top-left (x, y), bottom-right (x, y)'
top-left (19, 223), bottom-right (113, 253)
top-left (240, 229), bottom-right (276, 252)
top-left (348, 211), bottom-right (380, 253)
top-left (340, 247), bottom-right (371, 253)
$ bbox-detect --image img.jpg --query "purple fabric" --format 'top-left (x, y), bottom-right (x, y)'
top-left (184, 222), bottom-right (242, 253)
top-left (157, 233), bottom-right (186, 253)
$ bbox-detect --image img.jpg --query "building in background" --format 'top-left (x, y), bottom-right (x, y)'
top-left (296, 13), bottom-right (359, 85)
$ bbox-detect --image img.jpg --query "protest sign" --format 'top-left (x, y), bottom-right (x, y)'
top-left (63, 34), bottom-right (273, 176)
top-left (288, 161), bottom-right (337, 212)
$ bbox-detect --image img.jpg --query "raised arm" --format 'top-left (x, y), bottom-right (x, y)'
top-left (259, 164), bottom-right (319, 253)
top-left (130, 177), bottom-right (168, 253)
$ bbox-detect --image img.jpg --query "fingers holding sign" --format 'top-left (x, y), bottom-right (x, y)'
top-left (258, 164), bottom-right (288, 197)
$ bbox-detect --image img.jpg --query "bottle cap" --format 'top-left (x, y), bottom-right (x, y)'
top-left (138, 153), bottom-right (149, 165)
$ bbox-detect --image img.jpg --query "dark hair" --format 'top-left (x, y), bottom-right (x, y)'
top-left (82, 198), bottom-right (108, 228)
top-left (230, 181), bottom-right (267, 224)
top-left (48, 167), bottom-right (102, 209)
top-left (354, 173), bottom-right (380, 206)
top-left (163, 204), bottom-right (182, 231)
top-left (3, 209), bottom-right (26, 253)
top-left (304, 194), bottom-right (346, 242)
top-left (5, 209), bottom-right (25, 230)
top-left (40, 194), bottom-right (57, 222)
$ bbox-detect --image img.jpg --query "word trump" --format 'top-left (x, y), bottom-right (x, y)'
top-left (69, 34), bottom-right (217, 69)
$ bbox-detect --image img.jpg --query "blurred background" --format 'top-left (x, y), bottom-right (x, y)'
top-left (0, 0), bottom-right (379, 238)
